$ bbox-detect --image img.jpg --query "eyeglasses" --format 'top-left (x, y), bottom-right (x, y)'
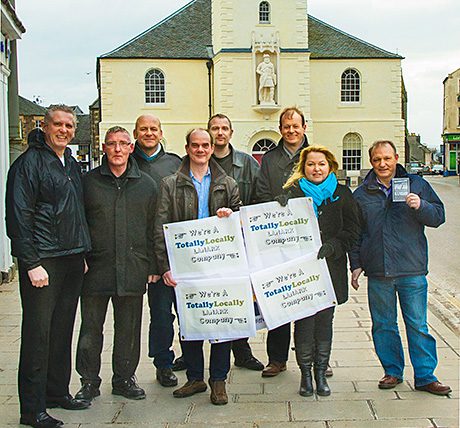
top-left (105, 141), bottom-right (132, 148)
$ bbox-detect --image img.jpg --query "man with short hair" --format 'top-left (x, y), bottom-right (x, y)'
top-left (154, 128), bottom-right (242, 405)
top-left (132, 114), bottom-right (182, 387)
top-left (208, 113), bottom-right (263, 371)
top-left (255, 106), bottom-right (309, 377)
top-left (350, 140), bottom-right (451, 396)
top-left (75, 126), bottom-right (158, 401)
top-left (6, 105), bottom-right (91, 428)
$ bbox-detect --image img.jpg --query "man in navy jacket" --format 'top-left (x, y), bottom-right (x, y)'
top-left (350, 140), bottom-right (451, 396)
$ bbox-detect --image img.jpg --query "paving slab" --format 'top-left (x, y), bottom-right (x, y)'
top-left (372, 398), bottom-right (459, 419)
top-left (291, 399), bottom-right (373, 421)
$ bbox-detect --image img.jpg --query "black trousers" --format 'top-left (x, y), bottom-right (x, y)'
top-left (76, 294), bottom-right (143, 387)
top-left (267, 323), bottom-right (291, 364)
top-left (231, 338), bottom-right (253, 361)
top-left (18, 254), bottom-right (84, 414)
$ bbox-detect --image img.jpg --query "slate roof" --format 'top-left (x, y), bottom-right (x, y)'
top-left (19, 96), bottom-right (47, 116)
top-left (101, 0), bottom-right (400, 60)
top-left (73, 114), bottom-right (91, 145)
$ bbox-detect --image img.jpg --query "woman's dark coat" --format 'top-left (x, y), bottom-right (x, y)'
top-left (285, 183), bottom-right (360, 304)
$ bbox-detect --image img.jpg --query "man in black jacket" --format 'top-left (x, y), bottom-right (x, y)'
top-left (208, 113), bottom-right (263, 371)
top-left (132, 115), bottom-right (182, 387)
top-left (75, 126), bottom-right (158, 402)
top-left (6, 105), bottom-right (91, 428)
top-left (255, 106), bottom-right (309, 377)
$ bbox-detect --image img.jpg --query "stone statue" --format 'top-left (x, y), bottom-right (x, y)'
top-left (256, 54), bottom-right (276, 104)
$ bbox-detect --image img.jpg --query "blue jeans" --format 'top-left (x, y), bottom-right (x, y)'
top-left (147, 279), bottom-right (177, 369)
top-left (182, 340), bottom-right (231, 381)
top-left (367, 275), bottom-right (438, 387)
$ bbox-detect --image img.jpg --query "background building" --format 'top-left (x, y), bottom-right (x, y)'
top-left (442, 67), bottom-right (460, 175)
top-left (98, 0), bottom-right (405, 183)
top-left (18, 95), bottom-right (46, 146)
top-left (1, 0), bottom-right (25, 280)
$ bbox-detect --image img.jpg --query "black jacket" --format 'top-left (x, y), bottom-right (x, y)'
top-left (284, 183), bottom-right (360, 304)
top-left (154, 156), bottom-right (242, 275)
top-left (132, 143), bottom-right (181, 187)
top-left (82, 156), bottom-right (158, 296)
top-left (256, 136), bottom-right (309, 202)
top-left (6, 129), bottom-right (90, 269)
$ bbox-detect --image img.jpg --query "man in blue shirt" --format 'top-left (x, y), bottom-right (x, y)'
top-left (154, 128), bottom-right (242, 405)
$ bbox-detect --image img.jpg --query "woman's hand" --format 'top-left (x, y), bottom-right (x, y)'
top-left (216, 208), bottom-right (233, 218)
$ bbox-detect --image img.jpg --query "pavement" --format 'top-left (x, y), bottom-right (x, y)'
top-left (0, 275), bottom-right (458, 428)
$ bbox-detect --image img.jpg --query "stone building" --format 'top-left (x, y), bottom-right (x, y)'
top-left (1, 0), bottom-right (25, 279)
top-left (97, 0), bottom-right (405, 181)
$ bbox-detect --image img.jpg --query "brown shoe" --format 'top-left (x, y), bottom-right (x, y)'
top-left (261, 361), bottom-right (287, 377)
top-left (415, 381), bottom-right (452, 396)
top-left (378, 374), bottom-right (403, 389)
top-left (173, 380), bottom-right (207, 398)
top-left (209, 379), bottom-right (228, 405)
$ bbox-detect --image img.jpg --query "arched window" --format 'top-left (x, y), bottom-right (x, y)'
top-left (145, 69), bottom-right (165, 104)
top-left (342, 133), bottom-right (362, 171)
top-left (259, 1), bottom-right (270, 24)
top-left (252, 138), bottom-right (276, 164)
top-left (341, 69), bottom-right (360, 103)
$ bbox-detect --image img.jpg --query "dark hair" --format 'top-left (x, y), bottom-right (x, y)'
top-left (207, 113), bottom-right (233, 130)
top-left (104, 126), bottom-right (131, 143)
top-left (279, 107), bottom-right (306, 127)
top-left (185, 128), bottom-right (212, 146)
top-left (44, 104), bottom-right (77, 127)
top-left (368, 140), bottom-right (397, 159)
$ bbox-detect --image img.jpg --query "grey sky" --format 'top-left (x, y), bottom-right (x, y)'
top-left (16, 0), bottom-right (460, 148)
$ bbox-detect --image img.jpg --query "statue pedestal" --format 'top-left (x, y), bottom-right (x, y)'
top-left (253, 103), bottom-right (281, 119)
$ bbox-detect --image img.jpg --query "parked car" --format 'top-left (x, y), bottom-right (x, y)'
top-left (431, 164), bottom-right (444, 175)
top-left (406, 162), bottom-right (424, 176)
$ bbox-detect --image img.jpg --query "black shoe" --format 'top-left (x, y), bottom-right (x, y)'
top-left (20, 411), bottom-right (63, 428)
top-left (112, 377), bottom-right (146, 400)
top-left (172, 355), bottom-right (186, 371)
top-left (46, 394), bottom-right (90, 410)
top-left (75, 383), bottom-right (101, 401)
top-left (156, 367), bottom-right (178, 387)
top-left (234, 356), bottom-right (264, 371)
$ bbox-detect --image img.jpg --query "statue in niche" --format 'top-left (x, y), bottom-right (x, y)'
top-left (256, 53), bottom-right (276, 104)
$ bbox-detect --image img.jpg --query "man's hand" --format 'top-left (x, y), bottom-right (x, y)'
top-left (216, 208), bottom-right (233, 218)
top-left (405, 193), bottom-right (421, 210)
top-left (163, 270), bottom-right (177, 287)
top-left (84, 259), bottom-right (89, 274)
top-left (148, 274), bottom-right (161, 284)
top-left (317, 242), bottom-right (335, 259)
top-left (28, 265), bottom-right (49, 288)
top-left (351, 268), bottom-right (363, 290)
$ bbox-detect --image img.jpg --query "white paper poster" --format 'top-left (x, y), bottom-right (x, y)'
top-left (240, 197), bottom-right (322, 271)
top-left (250, 253), bottom-right (337, 330)
top-left (175, 276), bottom-right (256, 341)
top-left (163, 213), bottom-right (248, 280)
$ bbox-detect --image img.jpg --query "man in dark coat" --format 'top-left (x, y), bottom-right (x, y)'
top-left (75, 126), bottom-right (158, 401)
top-left (6, 105), bottom-right (91, 428)
top-left (132, 114), bottom-right (182, 387)
top-left (208, 113), bottom-right (263, 371)
top-left (154, 128), bottom-right (241, 405)
top-left (350, 140), bottom-right (451, 396)
top-left (255, 107), bottom-right (309, 378)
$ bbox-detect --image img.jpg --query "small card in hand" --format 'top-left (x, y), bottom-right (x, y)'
top-left (392, 178), bottom-right (410, 202)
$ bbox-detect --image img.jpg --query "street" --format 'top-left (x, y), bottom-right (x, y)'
top-left (424, 175), bottom-right (460, 333)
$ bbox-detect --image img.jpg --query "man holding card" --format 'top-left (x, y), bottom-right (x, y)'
top-left (350, 140), bottom-right (451, 396)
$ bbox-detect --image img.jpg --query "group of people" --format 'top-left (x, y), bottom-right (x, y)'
top-left (6, 104), bottom-right (451, 428)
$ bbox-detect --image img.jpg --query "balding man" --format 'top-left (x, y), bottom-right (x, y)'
top-left (132, 115), bottom-right (182, 388)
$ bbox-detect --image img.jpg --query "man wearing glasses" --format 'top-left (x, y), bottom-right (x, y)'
top-left (75, 126), bottom-right (158, 401)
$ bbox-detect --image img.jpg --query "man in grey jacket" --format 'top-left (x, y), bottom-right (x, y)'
top-left (208, 113), bottom-right (263, 371)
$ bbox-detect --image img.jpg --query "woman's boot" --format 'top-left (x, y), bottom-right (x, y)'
top-left (314, 341), bottom-right (332, 396)
top-left (294, 320), bottom-right (315, 397)
top-left (299, 366), bottom-right (313, 396)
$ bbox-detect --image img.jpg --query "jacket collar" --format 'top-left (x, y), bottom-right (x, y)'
top-left (133, 142), bottom-right (165, 161)
top-left (100, 154), bottom-right (141, 179)
top-left (27, 128), bottom-right (72, 159)
top-left (362, 163), bottom-right (409, 191)
top-left (277, 135), bottom-right (309, 156)
top-left (177, 156), bottom-right (227, 185)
